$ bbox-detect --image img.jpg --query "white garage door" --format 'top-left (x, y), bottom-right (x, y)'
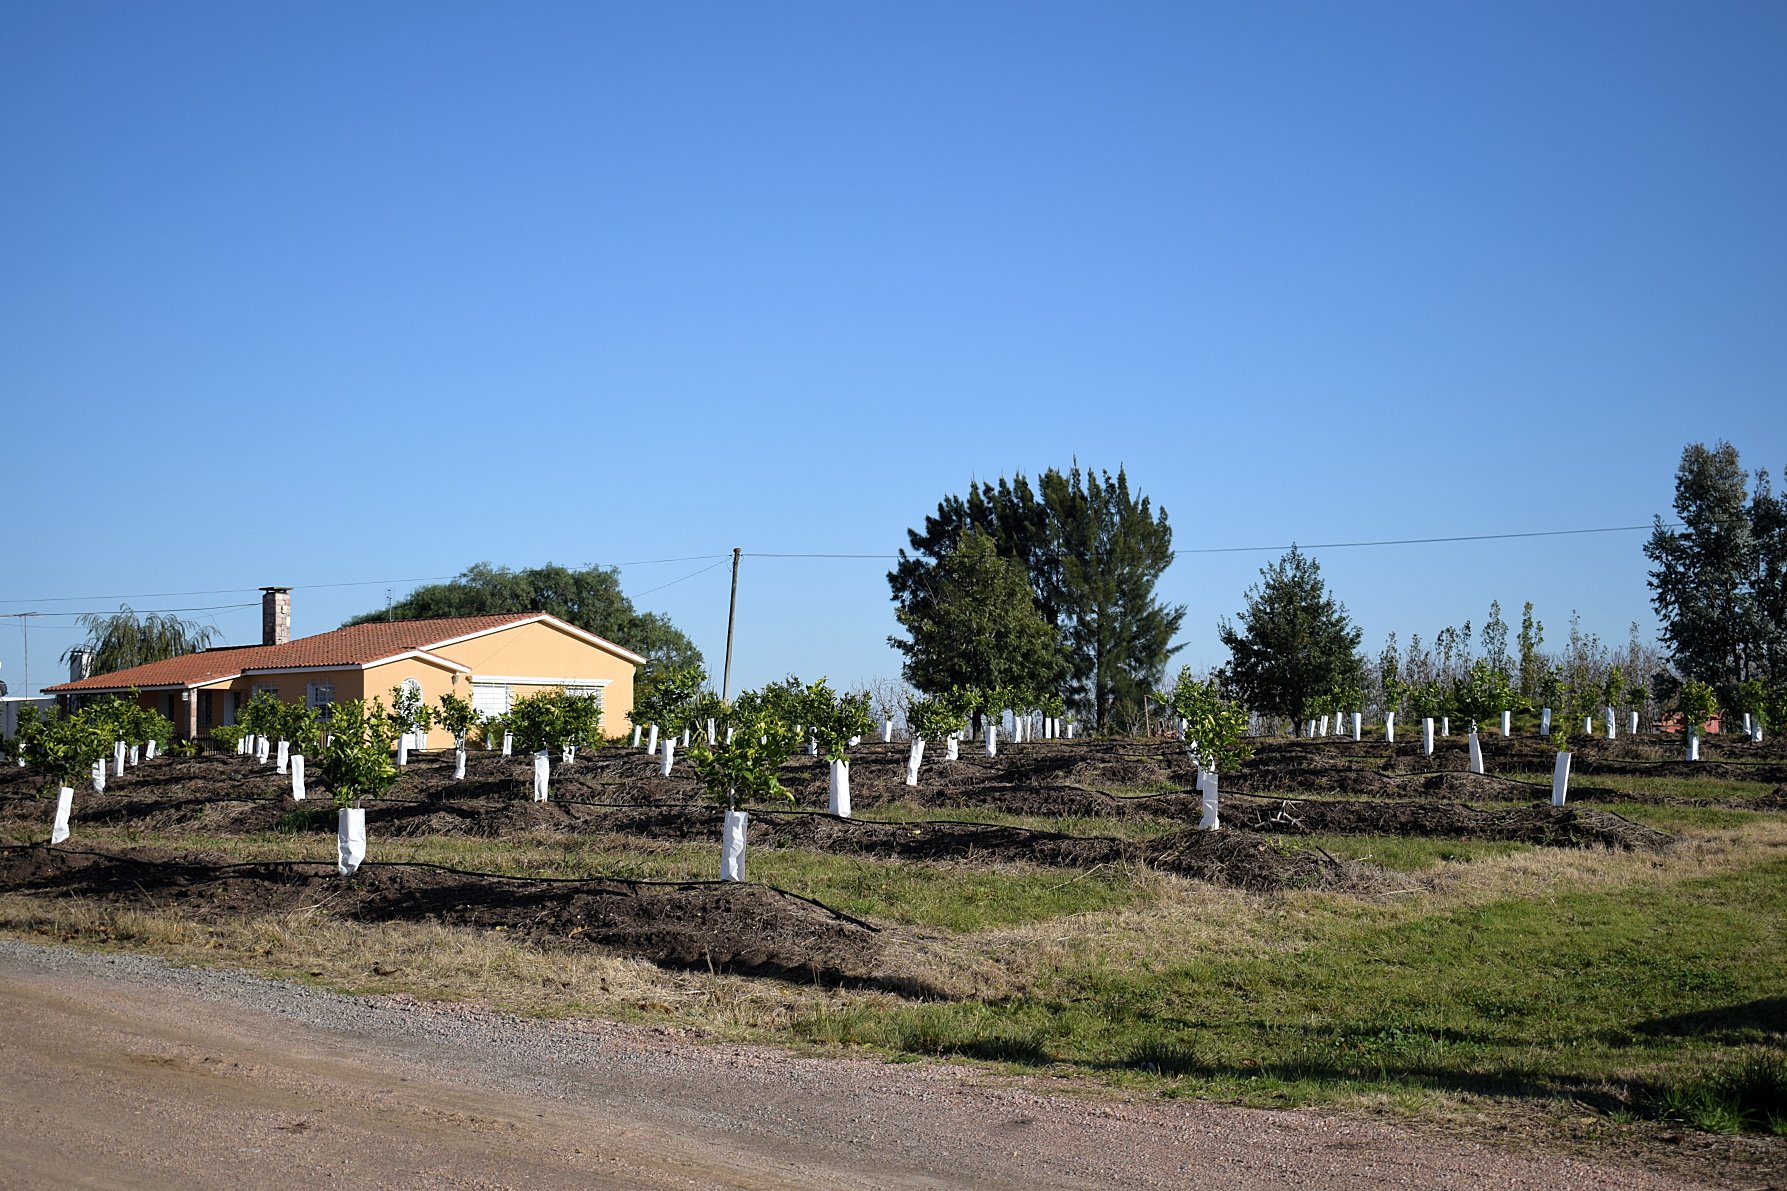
top-left (471, 683), bottom-right (512, 716)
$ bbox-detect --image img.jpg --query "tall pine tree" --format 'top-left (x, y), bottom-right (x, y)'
top-left (890, 465), bottom-right (1182, 730)
top-left (1218, 547), bottom-right (1363, 731)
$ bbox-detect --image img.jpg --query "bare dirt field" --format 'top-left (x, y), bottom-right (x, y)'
top-left (0, 940), bottom-right (1723, 1191)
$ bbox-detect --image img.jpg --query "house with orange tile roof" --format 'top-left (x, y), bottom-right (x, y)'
top-left (45, 588), bottom-right (644, 744)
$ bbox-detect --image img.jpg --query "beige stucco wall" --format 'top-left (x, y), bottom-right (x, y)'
top-left (428, 620), bottom-right (637, 741)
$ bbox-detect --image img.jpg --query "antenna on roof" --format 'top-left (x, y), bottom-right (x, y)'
top-left (386, 589), bottom-right (393, 622)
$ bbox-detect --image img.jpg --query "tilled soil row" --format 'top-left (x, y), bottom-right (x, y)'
top-left (0, 794), bottom-right (1343, 892)
top-left (0, 844), bottom-right (881, 980)
top-left (1223, 797), bottom-right (1672, 848)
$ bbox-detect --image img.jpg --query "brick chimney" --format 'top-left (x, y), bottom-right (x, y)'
top-left (261, 587), bottom-right (292, 646)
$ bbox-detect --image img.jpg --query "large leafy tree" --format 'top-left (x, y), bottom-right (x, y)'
top-left (1219, 547), bottom-right (1363, 732)
top-left (346, 562), bottom-right (701, 669)
top-left (63, 605), bottom-right (218, 676)
top-left (1644, 442), bottom-right (1782, 694)
top-left (890, 529), bottom-right (1064, 704)
top-left (890, 465), bottom-right (1182, 729)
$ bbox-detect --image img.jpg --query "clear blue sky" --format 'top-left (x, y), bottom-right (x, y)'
top-left (3, 1), bottom-right (1783, 698)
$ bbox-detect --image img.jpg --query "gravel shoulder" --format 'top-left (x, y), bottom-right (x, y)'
top-left (0, 940), bottom-right (1716, 1191)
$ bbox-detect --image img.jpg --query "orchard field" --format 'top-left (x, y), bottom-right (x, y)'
top-left (1, 728), bottom-right (1783, 1186)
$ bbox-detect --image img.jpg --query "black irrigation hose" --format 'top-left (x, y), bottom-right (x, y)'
top-left (0, 843), bottom-right (881, 932)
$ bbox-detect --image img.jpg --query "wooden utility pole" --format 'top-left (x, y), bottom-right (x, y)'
top-left (721, 548), bottom-right (742, 702)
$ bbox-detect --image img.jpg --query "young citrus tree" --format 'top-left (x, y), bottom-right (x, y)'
top-left (316, 698), bottom-right (401, 878)
top-left (386, 684), bottom-right (435, 749)
top-left (505, 688), bottom-right (603, 755)
top-left (317, 699), bottom-right (401, 809)
top-left (632, 663), bottom-right (707, 743)
top-left (17, 707), bottom-right (111, 797)
top-left (435, 692), bottom-right (481, 743)
top-left (799, 679), bottom-right (872, 814)
top-left (904, 694), bottom-right (967, 783)
top-left (686, 688), bottom-right (801, 881)
top-left (1449, 659), bottom-right (1514, 732)
top-left (1678, 680), bottom-right (1719, 737)
top-left (1159, 667), bottom-right (1254, 773)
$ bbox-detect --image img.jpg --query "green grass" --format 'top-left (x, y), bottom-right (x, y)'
top-left (1598, 802), bottom-right (1775, 832)
top-left (800, 855), bottom-right (1787, 1117)
top-left (1502, 771), bottom-right (1781, 802)
top-left (1300, 835), bottom-right (1536, 872)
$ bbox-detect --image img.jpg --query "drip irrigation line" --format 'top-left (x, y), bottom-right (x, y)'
top-left (5, 842), bottom-right (876, 926)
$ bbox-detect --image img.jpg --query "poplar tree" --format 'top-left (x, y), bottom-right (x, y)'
top-left (1218, 547), bottom-right (1364, 731)
top-left (1644, 442), bottom-right (1777, 694)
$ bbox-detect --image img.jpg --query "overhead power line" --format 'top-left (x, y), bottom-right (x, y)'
top-left (0, 520), bottom-right (1674, 608)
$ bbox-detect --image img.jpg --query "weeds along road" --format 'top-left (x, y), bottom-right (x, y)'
top-left (0, 940), bottom-right (1711, 1191)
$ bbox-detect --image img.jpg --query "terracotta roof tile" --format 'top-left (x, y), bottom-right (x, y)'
top-left (46, 614), bottom-right (543, 692)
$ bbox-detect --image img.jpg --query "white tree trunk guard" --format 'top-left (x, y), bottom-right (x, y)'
top-left (291, 755), bottom-right (305, 800)
top-left (905, 740), bottom-right (924, 786)
top-left (829, 759), bottom-right (851, 817)
top-left (533, 751), bottom-right (551, 800)
top-left (52, 786), bottom-right (73, 844)
top-left (1551, 751), bottom-right (1571, 806)
top-left (722, 810), bottom-right (748, 881)
top-left (337, 808), bottom-right (366, 876)
top-left (1468, 730), bottom-right (1484, 774)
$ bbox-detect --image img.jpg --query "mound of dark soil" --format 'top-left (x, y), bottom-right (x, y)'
top-left (1224, 797), bottom-right (1671, 849)
top-left (298, 799), bottom-right (1333, 891)
top-left (1140, 829), bottom-right (1341, 891)
top-left (0, 845), bottom-right (880, 981)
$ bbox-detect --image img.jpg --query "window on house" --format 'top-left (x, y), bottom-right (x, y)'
top-left (306, 682), bottom-right (336, 715)
top-left (199, 692), bottom-right (214, 728)
top-left (566, 685), bottom-right (604, 707)
top-left (471, 683), bottom-right (512, 717)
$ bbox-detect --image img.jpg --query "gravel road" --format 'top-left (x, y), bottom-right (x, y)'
top-left (0, 940), bottom-right (1713, 1190)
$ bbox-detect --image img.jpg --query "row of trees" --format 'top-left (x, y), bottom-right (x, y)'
top-left (347, 562), bottom-right (703, 670)
top-left (889, 466), bottom-right (1182, 733)
top-left (1213, 547), bottom-right (1688, 734)
top-left (4, 693), bottom-right (177, 794)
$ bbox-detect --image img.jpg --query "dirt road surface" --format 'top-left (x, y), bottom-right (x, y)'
top-left (0, 941), bottom-right (1710, 1191)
